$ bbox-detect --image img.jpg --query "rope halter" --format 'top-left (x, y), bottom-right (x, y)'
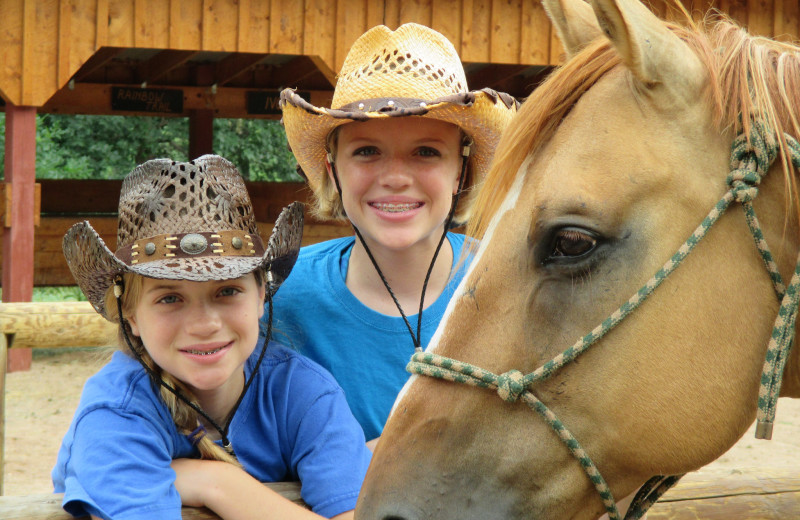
top-left (407, 121), bottom-right (800, 520)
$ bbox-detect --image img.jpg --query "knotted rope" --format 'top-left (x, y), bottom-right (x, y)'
top-left (407, 122), bottom-right (800, 520)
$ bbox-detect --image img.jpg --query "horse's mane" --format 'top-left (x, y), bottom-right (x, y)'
top-left (467, 11), bottom-right (800, 241)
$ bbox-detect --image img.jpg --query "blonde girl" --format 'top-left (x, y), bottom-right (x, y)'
top-left (53, 155), bottom-right (371, 519)
top-left (270, 23), bottom-right (518, 444)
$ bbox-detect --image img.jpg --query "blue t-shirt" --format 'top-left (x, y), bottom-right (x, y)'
top-left (52, 340), bottom-right (371, 520)
top-left (266, 233), bottom-right (469, 441)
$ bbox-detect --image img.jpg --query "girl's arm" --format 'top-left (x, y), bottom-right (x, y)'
top-left (171, 459), bottom-right (353, 520)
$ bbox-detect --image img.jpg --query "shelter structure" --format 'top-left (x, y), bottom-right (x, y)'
top-left (1, 0), bottom-right (798, 371)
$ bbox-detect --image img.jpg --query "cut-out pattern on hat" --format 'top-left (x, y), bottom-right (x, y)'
top-left (117, 159), bottom-right (259, 249)
top-left (347, 49), bottom-right (464, 95)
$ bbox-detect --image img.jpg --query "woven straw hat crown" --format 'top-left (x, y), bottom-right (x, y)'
top-left (63, 155), bottom-right (303, 320)
top-left (331, 23), bottom-right (468, 108)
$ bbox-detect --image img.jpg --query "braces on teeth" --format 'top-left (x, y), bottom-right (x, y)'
top-left (373, 202), bottom-right (421, 212)
top-left (186, 347), bottom-right (224, 356)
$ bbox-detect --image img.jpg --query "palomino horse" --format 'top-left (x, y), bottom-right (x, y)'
top-left (356, 0), bottom-right (800, 519)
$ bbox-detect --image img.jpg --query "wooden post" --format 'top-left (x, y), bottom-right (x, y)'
top-left (189, 109), bottom-right (214, 160)
top-left (0, 333), bottom-right (6, 495)
top-left (2, 105), bottom-right (37, 373)
top-left (189, 64), bottom-right (215, 160)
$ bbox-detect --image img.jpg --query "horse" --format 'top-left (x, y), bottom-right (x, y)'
top-left (355, 0), bottom-right (800, 519)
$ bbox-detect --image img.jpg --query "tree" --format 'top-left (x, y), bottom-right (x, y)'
top-left (0, 113), bottom-right (300, 182)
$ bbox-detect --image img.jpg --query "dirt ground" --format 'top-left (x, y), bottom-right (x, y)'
top-left (3, 348), bottom-right (800, 496)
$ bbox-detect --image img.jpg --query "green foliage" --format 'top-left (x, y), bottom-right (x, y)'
top-left (214, 118), bottom-right (301, 182)
top-left (0, 113), bottom-right (300, 182)
top-left (0, 286), bottom-right (87, 302)
top-left (32, 286), bottom-right (87, 302)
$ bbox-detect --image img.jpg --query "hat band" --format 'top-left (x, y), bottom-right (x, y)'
top-left (115, 230), bottom-right (265, 266)
top-left (338, 97), bottom-right (429, 113)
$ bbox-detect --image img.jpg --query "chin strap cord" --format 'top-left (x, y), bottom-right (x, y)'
top-left (328, 140), bottom-right (471, 349)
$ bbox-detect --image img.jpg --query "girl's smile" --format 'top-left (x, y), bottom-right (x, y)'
top-left (179, 341), bottom-right (234, 363)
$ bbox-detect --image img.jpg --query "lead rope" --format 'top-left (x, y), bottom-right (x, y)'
top-left (407, 122), bottom-right (800, 520)
top-left (756, 131), bottom-right (800, 439)
top-left (114, 270), bottom-right (277, 455)
top-left (328, 141), bottom-right (472, 349)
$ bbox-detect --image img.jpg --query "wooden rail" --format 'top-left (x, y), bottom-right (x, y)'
top-left (1, 469), bottom-right (797, 519)
top-left (649, 468), bottom-right (800, 519)
top-left (0, 301), bottom-right (117, 495)
top-left (0, 482), bottom-right (304, 519)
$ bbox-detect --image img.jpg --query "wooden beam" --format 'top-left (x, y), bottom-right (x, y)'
top-left (215, 53), bottom-right (269, 86)
top-left (465, 64), bottom-right (532, 91)
top-left (36, 180), bottom-right (315, 221)
top-left (189, 109), bottom-right (214, 160)
top-left (648, 468), bottom-right (800, 519)
top-left (269, 56), bottom-right (327, 90)
top-left (2, 104), bottom-right (37, 372)
top-left (71, 47), bottom-right (127, 83)
top-left (40, 83), bottom-right (333, 119)
top-left (2, 105), bottom-right (36, 300)
top-left (39, 179), bottom-right (122, 214)
top-left (138, 49), bottom-right (199, 85)
top-left (306, 55), bottom-right (336, 90)
top-left (0, 332), bottom-right (5, 495)
top-left (0, 302), bottom-right (117, 350)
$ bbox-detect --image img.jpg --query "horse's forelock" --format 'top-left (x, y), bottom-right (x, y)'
top-left (466, 40), bottom-right (621, 242)
top-left (467, 13), bottom-right (800, 243)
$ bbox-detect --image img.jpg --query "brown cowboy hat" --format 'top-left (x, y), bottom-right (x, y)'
top-left (62, 155), bottom-right (303, 320)
top-left (280, 23), bottom-right (518, 208)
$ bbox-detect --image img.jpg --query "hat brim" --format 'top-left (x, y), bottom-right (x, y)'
top-left (280, 88), bottom-right (518, 193)
top-left (63, 202), bottom-right (304, 320)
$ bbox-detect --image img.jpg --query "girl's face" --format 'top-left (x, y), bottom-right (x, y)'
top-left (127, 274), bottom-right (265, 400)
top-left (330, 117), bottom-right (462, 252)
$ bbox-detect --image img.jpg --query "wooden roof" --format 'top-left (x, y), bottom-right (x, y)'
top-left (2, 0), bottom-right (796, 118)
top-left (0, 0), bottom-right (559, 117)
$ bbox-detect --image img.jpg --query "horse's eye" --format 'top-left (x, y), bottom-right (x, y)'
top-left (551, 228), bottom-right (597, 258)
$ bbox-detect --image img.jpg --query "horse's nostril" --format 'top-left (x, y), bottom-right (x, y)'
top-left (382, 517), bottom-right (407, 520)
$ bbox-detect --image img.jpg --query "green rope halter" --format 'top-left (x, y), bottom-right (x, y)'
top-left (407, 121), bottom-right (800, 520)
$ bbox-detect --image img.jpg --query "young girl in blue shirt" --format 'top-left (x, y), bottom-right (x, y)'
top-left (271, 23), bottom-right (518, 445)
top-left (53, 155), bottom-right (371, 520)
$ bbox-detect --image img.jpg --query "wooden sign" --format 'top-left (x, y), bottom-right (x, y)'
top-left (111, 87), bottom-right (184, 113)
top-left (246, 91), bottom-right (310, 115)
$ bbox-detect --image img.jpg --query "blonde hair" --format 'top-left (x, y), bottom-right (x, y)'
top-left (315, 124), bottom-right (476, 225)
top-left (103, 271), bottom-right (265, 466)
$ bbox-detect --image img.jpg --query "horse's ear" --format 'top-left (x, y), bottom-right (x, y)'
top-left (589, 0), bottom-right (704, 96)
top-left (543, 0), bottom-right (604, 57)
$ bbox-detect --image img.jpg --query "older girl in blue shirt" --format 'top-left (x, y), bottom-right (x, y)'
top-left (271, 23), bottom-right (518, 444)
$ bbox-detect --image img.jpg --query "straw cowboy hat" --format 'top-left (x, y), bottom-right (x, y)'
top-left (280, 22), bottom-right (518, 199)
top-left (62, 155), bottom-right (304, 320)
